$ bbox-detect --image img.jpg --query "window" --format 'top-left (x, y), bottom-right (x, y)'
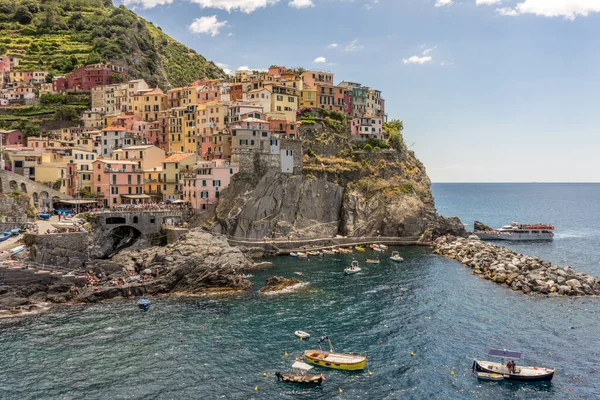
top-left (262, 132), bottom-right (268, 137)
top-left (202, 180), bottom-right (207, 187)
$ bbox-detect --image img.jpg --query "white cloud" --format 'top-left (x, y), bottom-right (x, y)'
top-left (289, 0), bottom-right (314, 8)
top-left (403, 46), bottom-right (436, 65)
top-left (189, 16), bottom-right (228, 36)
top-left (345, 39), bottom-right (364, 52)
top-left (314, 56), bottom-right (326, 63)
top-left (435, 0), bottom-right (453, 7)
top-left (496, 6), bottom-right (518, 15)
top-left (216, 62), bottom-right (234, 75)
top-left (237, 66), bottom-right (268, 72)
top-left (496, 0), bottom-right (600, 20)
top-left (403, 55), bottom-right (432, 64)
top-left (476, 0), bottom-right (500, 4)
top-left (189, 0), bottom-right (280, 13)
top-left (327, 43), bottom-right (338, 49)
top-left (122, 0), bottom-right (173, 8)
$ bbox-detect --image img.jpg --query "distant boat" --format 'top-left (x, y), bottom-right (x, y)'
top-left (10, 228), bottom-right (19, 236)
top-left (297, 252), bottom-right (308, 259)
top-left (365, 258), bottom-right (380, 264)
top-left (355, 246), bottom-right (365, 252)
top-left (37, 213), bottom-right (51, 220)
top-left (378, 244), bottom-right (388, 250)
top-left (137, 297), bottom-right (151, 311)
top-left (321, 249), bottom-right (335, 255)
top-left (472, 349), bottom-right (555, 382)
top-left (51, 222), bottom-right (76, 230)
top-left (275, 361), bottom-right (324, 385)
top-left (474, 222), bottom-right (554, 241)
top-left (289, 252), bottom-right (298, 257)
top-left (338, 248), bottom-right (352, 254)
top-left (295, 330), bottom-right (310, 339)
top-left (304, 336), bottom-right (367, 371)
top-left (0, 232), bottom-right (11, 242)
top-left (344, 260), bottom-right (361, 275)
top-left (390, 251), bottom-right (404, 262)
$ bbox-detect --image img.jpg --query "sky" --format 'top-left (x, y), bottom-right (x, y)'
top-left (116, 0), bottom-right (600, 182)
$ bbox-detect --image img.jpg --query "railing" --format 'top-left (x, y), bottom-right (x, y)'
top-left (104, 168), bottom-right (140, 173)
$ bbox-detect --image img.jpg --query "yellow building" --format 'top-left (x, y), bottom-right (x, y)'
top-left (35, 162), bottom-right (68, 194)
top-left (166, 107), bottom-right (185, 154)
top-left (300, 87), bottom-right (317, 108)
top-left (161, 153), bottom-right (198, 200)
top-left (144, 166), bottom-right (163, 200)
top-left (113, 144), bottom-right (165, 171)
top-left (10, 151), bottom-right (52, 180)
top-left (264, 83), bottom-right (299, 122)
top-left (131, 88), bottom-right (168, 122)
top-left (182, 105), bottom-right (198, 154)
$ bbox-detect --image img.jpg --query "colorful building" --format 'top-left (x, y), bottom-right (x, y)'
top-left (93, 159), bottom-right (145, 206)
top-left (64, 64), bottom-right (126, 92)
top-left (182, 159), bottom-right (239, 209)
top-left (131, 88), bottom-right (168, 122)
top-left (161, 153), bottom-right (199, 201)
top-left (112, 144), bottom-right (165, 171)
top-left (350, 116), bottom-right (383, 140)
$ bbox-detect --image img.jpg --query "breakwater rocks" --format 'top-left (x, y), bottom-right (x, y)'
top-left (434, 235), bottom-right (600, 296)
top-left (259, 276), bottom-right (304, 294)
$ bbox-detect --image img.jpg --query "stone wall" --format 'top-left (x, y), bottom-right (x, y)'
top-left (26, 232), bottom-right (89, 269)
top-left (0, 170), bottom-right (70, 208)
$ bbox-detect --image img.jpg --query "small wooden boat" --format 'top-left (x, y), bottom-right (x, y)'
top-left (476, 372), bottom-right (504, 381)
top-left (338, 248), bottom-right (352, 254)
top-left (344, 261), bottom-right (361, 275)
top-left (304, 336), bottom-right (367, 371)
top-left (10, 228), bottom-right (20, 236)
top-left (373, 247), bottom-right (384, 252)
top-left (37, 213), bottom-right (51, 220)
top-left (331, 248), bottom-right (340, 254)
top-left (390, 251), bottom-right (404, 262)
top-left (295, 330), bottom-right (310, 339)
top-left (289, 252), bottom-right (299, 257)
top-left (355, 246), bottom-right (365, 252)
top-left (275, 361), bottom-right (324, 385)
top-left (137, 296), bottom-right (151, 311)
top-left (307, 251), bottom-right (322, 256)
top-left (322, 249), bottom-right (335, 255)
top-left (297, 252), bottom-right (308, 259)
top-left (365, 258), bottom-right (380, 264)
top-left (472, 349), bottom-right (555, 383)
top-left (51, 222), bottom-right (76, 230)
top-left (378, 244), bottom-right (388, 250)
top-left (0, 232), bottom-right (11, 242)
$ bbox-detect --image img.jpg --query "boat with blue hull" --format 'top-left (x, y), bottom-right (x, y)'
top-left (137, 297), bottom-right (151, 311)
top-left (473, 349), bottom-right (555, 383)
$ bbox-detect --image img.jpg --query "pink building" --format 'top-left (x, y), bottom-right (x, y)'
top-left (93, 159), bottom-right (145, 207)
top-left (182, 159), bottom-right (239, 209)
top-left (350, 116), bottom-right (383, 140)
top-left (0, 57), bottom-right (11, 73)
top-left (0, 129), bottom-right (24, 145)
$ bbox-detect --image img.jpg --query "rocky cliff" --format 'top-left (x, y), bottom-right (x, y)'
top-left (214, 112), bottom-right (464, 242)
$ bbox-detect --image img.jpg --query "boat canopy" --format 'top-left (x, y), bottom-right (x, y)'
top-left (291, 361), bottom-right (313, 372)
top-left (488, 349), bottom-right (522, 359)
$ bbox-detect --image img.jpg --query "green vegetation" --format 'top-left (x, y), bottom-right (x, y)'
top-left (0, 0), bottom-right (224, 88)
top-left (384, 119), bottom-right (404, 150)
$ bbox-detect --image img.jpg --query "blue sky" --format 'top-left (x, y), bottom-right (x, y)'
top-left (117, 0), bottom-right (600, 182)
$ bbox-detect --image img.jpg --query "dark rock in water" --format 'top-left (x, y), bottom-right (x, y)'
top-left (259, 276), bottom-right (301, 293)
top-left (474, 221), bottom-right (493, 232)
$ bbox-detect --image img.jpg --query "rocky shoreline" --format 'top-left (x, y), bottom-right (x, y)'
top-left (434, 235), bottom-right (600, 296)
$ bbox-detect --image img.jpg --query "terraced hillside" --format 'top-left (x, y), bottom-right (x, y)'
top-left (0, 0), bottom-right (224, 88)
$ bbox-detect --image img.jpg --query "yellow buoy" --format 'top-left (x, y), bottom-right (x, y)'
top-left (263, 372), bottom-right (267, 377)
top-left (451, 370), bottom-right (455, 375)
top-left (284, 352), bottom-right (288, 357)
top-left (369, 371), bottom-right (373, 376)
top-left (410, 351), bottom-right (414, 357)
top-left (300, 337), bottom-right (303, 341)
top-left (295, 357), bottom-right (299, 361)
top-left (338, 388), bottom-right (343, 393)
top-left (254, 386), bottom-right (258, 391)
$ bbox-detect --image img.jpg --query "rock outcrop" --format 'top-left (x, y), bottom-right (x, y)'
top-left (474, 221), bottom-right (493, 232)
top-left (259, 276), bottom-right (303, 294)
top-left (434, 235), bottom-right (600, 296)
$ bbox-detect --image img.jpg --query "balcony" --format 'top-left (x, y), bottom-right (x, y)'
top-left (105, 168), bottom-right (140, 173)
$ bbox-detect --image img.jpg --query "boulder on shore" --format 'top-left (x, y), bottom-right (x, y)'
top-left (259, 276), bottom-right (302, 294)
top-left (434, 235), bottom-right (600, 297)
top-left (474, 221), bottom-right (493, 232)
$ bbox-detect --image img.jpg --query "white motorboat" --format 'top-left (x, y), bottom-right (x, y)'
top-left (390, 251), bottom-right (404, 262)
top-left (322, 249), bottom-right (335, 255)
top-left (290, 252), bottom-right (299, 257)
top-left (472, 349), bottom-right (555, 383)
top-left (373, 247), bottom-right (384, 252)
top-left (365, 258), bottom-right (380, 264)
top-left (297, 252), bottom-right (308, 259)
top-left (51, 222), bottom-right (76, 230)
top-left (474, 222), bottom-right (554, 241)
top-left (295, 330), bottom-right (311, 339)
top-left (378, 244), bottom-right (388, 250)
top-left (344, 261), bottom-right (361, 275)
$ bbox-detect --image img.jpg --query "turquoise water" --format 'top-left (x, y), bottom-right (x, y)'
top-left (1, 184), bottom-right (600, 399)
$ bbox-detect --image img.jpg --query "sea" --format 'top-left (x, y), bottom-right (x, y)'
top-left (1, 183), bottom-right (600, 400)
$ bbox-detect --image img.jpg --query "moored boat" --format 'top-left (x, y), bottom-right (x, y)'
top-left (474, 222), bottom-right (555, 241)
top-left (355, 246), bottom-right (365, 252)
top-left (275, 361), bottom-right (324, 385)
top-left (51, 222), bottom-right (76, 230)
top-left (295, 330), bottom-right (310, 339)
top-left (137, 296), bottom-right (151, 311)
top-left (472, 349), bottom-right (555, 383)
top-left (289, 252), bottom-right (298, 257)
top-left (322, 249), bottom-right (335, 255)
top-left (390, 251), bottom-right (404, 262)
top-left (365, 258), bottom-right (380, 264)
top-left (297, 252), bottom-right (308, 259)
top-left (304, 336), bottom-right (367, 371)
top-left (373, 247), bottom-right (384, 253)
top-left (37, 213), bottom-right (50, 220)
top-left (10, 228), bottom-right (19, 236)
top-left (338, 248), bottom-right (352, 254)
top-left (378, 244), bottom-right (388, 250)
top-left (0, 232), bottom-right (11, 242)
top-left (344, 260), bottom-right (361, 275)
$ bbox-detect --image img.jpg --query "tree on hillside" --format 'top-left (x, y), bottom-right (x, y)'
top-left (384, 119), bottom-right (405, 150)
top-left (14, 6), bottom-right (34, 24)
